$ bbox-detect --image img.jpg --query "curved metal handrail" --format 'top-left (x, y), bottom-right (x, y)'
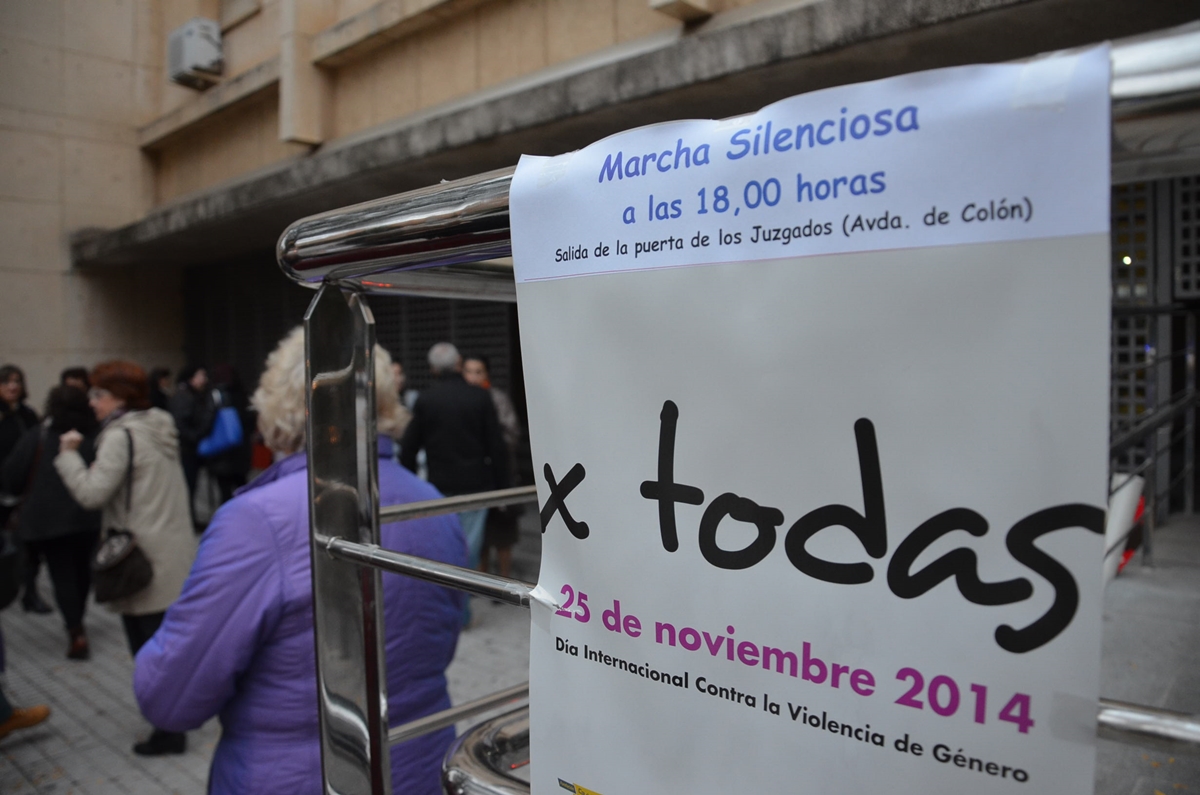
top-left (1098, 698), bottom-right (1200, 756)
top-left (277, 166), bottom-right (516, 299)
top-left (390, 683), bottom-right (529, 746)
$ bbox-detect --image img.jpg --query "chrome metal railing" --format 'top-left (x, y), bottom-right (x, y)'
top-left (379, 486), bottom-right (538, 524)
top-left (391, 684), bottom-right (529, 747)
top-left (324, 536), bottom-right (535, 609)
top-left (287, 22), bottom-right (1200, 795)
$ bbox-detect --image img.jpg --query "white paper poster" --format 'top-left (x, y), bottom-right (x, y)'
top-left (511, 47), bottom-right (1110, 795)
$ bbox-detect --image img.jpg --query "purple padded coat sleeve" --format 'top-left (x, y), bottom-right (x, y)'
top-left (133, 497), bottom-right (285, 732)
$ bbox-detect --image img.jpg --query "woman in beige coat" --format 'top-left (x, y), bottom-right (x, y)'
top-left (55, 361), bottom-right (197, 757)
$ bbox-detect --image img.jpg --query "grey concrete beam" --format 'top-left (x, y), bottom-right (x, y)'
top-left (138, 56), bottom-right (281, 149)
top-left (71, 0), bottom-right (1199, 271)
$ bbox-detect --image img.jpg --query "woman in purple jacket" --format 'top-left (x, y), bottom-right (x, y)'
top-left (133, 328), bottom-right (466, 795)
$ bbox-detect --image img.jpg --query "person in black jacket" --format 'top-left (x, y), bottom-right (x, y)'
top-left (148, 367), bottom-right (172, 411)
top-left (463, 355), bottom-right (523, 578)
top-left (0, 365), bottom-right (39, 492)
top-left (60, 367), bottom-right (89, 392)
top-left (0, 364), bottom-right (51, 615)
top-left (169, 365), bottom-right (213, 529)
top-left (400, 343), bottom-right (508, 577)
top-left (2, 386), bottom-right (102, 659)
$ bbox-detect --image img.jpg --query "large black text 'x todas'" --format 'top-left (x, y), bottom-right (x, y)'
top-left (540, 462), bottom-right (589, 539)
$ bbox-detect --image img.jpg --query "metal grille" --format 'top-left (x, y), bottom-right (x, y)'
top-left (183, 260), bottom-right (514, 398)
top-left (369, 296), bottom-right (512, 393)
top-left (183, 257), bottom-right (313, 389)
top-left (1113, 183), bottom-right (1155, 302)
top-left (1111, 183), bottom-right (1157, 471)
top-left (1178, 176), bottom-right (1200, 298)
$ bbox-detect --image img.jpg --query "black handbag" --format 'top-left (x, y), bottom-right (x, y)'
top-left (92, 429), bottom-right (153, 603)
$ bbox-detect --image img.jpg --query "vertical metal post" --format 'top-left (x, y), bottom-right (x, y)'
top-left (1143, 181), bottom-right (1170, 562)
top-left (1186, 312), bottom-right (1196, 514)
top-left (305, 283), bottom-right (391, 795)
top-left (1154, 180), bottom-right (1172, 526)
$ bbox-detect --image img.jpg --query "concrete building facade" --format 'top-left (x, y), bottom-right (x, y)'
top-left (0, 0), bottom-right (1196, 402)
top-left (1, 0), bottom-right (176, 398)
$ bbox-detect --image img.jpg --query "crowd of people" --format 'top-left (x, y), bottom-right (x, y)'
top-left (0, 332), bottom-right (526, 795)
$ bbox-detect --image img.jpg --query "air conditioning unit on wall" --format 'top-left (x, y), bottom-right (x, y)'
top-left (168, 18), bottom-right (223, 90)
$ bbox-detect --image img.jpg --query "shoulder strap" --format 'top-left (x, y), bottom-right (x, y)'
top-left (124, 428), bottom-right (134, 514)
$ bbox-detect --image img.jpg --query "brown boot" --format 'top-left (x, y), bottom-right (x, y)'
top-left (0, 705), bottom-right (50, 741)
top-left (67, 626), bottom-right (90, 661)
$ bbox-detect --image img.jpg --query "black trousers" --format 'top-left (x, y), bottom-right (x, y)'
top-left (27, 532), bottom-right (97, 630)
top-left (22, 542), bottom-right (43, 600)
top-left (122, 611), bottom-right (166, 656)
top-left (122, 611), bottom-right (185, 741)
top-left (180, 451), bottom-right (201, 529)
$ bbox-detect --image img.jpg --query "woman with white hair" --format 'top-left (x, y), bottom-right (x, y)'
top-left (131, 327), bottom-right (467, 795)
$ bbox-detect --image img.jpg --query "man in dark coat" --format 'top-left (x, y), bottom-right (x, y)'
top-left (399, 342), bottom-right (508, 577)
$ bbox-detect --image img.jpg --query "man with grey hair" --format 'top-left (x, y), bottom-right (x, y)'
top-left (400, 342), bottom-right (508, 605)
top-left (426, 341), bottom-right (459, 374)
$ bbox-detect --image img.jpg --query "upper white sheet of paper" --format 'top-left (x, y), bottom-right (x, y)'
top-left (511, 47), bottom-right (1110, 283)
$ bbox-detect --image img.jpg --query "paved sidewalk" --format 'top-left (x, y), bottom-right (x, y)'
top-left (0, 597), bottom-right (221, 793)
top-left (1094, 517), bottom-right (1200, 795)
top-left (0, 590), bottom-right (530, 795)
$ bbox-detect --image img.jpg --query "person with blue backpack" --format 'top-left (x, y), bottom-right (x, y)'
top-left (199, 364), bottom-right (250, 506)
